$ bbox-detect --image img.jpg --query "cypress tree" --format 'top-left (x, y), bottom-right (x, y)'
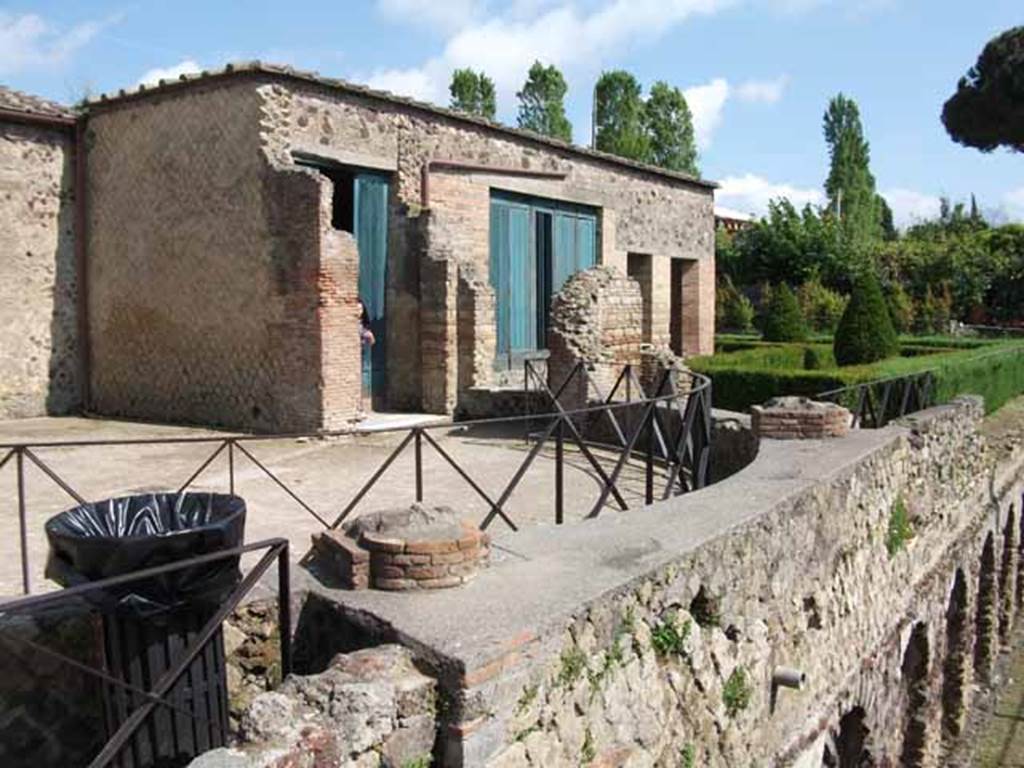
top-left (824, 94), bottom-right (881, 249)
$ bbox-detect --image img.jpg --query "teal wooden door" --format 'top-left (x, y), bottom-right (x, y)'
top-left (355, 173), bottom-right (389, 400)
top-left (490, 193), bottom-right (597, 359)
top-left (551, 210), bottom-right (597, 294)
top-left (490, 197), bottom-right (536, 356)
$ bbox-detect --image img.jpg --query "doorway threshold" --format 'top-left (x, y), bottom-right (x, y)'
top-left (354, 412), bottom-right (452, 433)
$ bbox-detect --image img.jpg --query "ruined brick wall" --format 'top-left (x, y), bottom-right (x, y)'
top-left (546, 266), bottom-right (645, 410)
top-left (86, 81), bottom-right (360, 432)
top-left (256, 79), bottom-right (714, 412)
top-left (0, 120), bottom-right (79, 418)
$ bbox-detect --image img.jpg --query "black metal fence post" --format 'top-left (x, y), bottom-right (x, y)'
top-left (555, 417), bottom-right (564, 525)
top-left (645, 407), bottom-right (655, 505)
top-left (16, 447), bottom-right (29, 594)
top-left (414, 428), bottom-right (423, 503)
top-left (277, 542), bottom-right (292, 677)
top-left (228, 439), bottom-right (235, 496)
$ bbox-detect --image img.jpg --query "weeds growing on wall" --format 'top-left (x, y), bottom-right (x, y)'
top-left (650, 612), bottom-right (692, 657)
top-left (723, 667), bottom-right (752, 717)
top-left (886, 496), bottom-right (914, 556)
top-left (557, 647), bottom-right (588, 687)
top-left (679, 744), bottom-right (697, 768)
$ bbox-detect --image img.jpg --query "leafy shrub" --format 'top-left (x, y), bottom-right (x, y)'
top-left (916, 282), bottom-right (954, 334)
top-left (760, 283), bottom-right (808, 342)
top-left (717, 275), bottom-right (756, 332)
top-left (803, 347), bottom-right (823, 370)
top-left (834, 270), bottom-right (899, 366)
top-left (797, 278), bottom-right (848, 332)
top-left (886, 282), bottom-right (916, 334)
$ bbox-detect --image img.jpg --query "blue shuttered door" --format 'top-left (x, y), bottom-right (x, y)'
top-left (490, 192), bottom-right (597, 358)
top-left (551, 211), bottom-right (597, 295)
top-left (356, 173), bottom-right (389, 398)
top-left (490, 198), bottom-right (535, 355)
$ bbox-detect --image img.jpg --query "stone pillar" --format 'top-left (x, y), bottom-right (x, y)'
top-left (420, 255), bottom-right (458, 414)
top-left (679, 255), bottom-right (715, 356)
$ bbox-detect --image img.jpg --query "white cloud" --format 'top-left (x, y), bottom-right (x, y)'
top-left (0, 11), bottom-right (111, 74)
top-left (1003, 187), bottom-right (1024, 221)
top-left (361, 0), bottom-right (740, 115)
top-left (735, 75), bottom-right (788, 104)
top-left (377, 0), bottom-right (481, 32)
top-left (137, 59), bottom-right (202, 87)
top-left (684, 78), bottom-right (731, 149)
top-left (881, 188), bottom-right (942, 229)
top-left (715, 173), bottom-right (825, 217)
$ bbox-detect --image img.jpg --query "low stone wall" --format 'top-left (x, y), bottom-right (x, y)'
top-left (304, 395), bottom-right (1024, 766)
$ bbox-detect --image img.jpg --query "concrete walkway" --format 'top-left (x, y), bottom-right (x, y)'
top-left (0, 415), bottom-right (665, 597)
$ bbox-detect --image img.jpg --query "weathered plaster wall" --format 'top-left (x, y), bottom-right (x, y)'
top-left (256, 79), bottom-right (715, 413)
top-left (86, 81), bottom-right (361, 432)
top-left (312, 396), bottom-right (1022, 767)
top-left (0, 120), bottom-right (79, 418)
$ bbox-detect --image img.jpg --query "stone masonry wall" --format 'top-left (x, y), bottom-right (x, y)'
top-left (86, 81), bottom-right (360, 432)
top-left (473, 397), bottom-right (1013, 767)
top-left (0, 120), bottom-right (79, 418)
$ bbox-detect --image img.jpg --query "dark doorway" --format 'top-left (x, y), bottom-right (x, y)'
top-left (670, 259), bottom-right (684, 355)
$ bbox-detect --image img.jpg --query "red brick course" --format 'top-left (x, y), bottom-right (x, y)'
top-left (751, 397), bottom-right (852, 440)
top-left (314, 519), bottom-right (489, 591)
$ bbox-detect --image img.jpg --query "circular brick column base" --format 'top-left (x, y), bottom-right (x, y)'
top-left (314, 504), bottom-right (490, 591)
top-left (751, 396), bottom-right (852, 440)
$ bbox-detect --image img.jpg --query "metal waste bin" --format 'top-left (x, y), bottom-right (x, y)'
top-left (45, 492), bottom-right (246, 768)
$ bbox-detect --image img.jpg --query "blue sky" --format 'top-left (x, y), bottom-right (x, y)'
top-left (3, 0), bottom-right (1021, 226)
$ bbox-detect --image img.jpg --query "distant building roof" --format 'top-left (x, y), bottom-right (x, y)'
top-left (0, 85), bottom-right (75, 120)
top-left (714, 206), bottom-right (756, 222)
top-left (81, 61), bottom-right (717, 191)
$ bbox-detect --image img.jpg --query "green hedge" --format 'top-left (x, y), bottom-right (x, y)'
top-left (692, 340), bottom-right (1024, 414)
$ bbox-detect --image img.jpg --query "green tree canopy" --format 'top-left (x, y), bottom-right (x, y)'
top-left (824, 94), bottom-right (880, 250)
top-left (594, 70), bottom-right (649, 161)
top-left (942, 26), bottom-right (1024, 153)
top-left (516, 61), bottom-right (572, 142)
top-left (643, 81), bottom-right (699, 175)
top-left (449, 68), bottom-right (496, 120)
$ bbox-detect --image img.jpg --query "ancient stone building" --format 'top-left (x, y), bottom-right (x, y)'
top-left (0, 88), bottom-right (81, 419)
top-left (0, 64), bottom-right (716, 432)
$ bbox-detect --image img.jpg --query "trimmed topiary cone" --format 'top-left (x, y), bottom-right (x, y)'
top-left (834, 269), bottom-right (899, 366)
top-left (761, 283), bottom-right (808, 342)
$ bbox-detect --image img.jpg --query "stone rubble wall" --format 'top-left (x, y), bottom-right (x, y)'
top-left (464, 397), bottom-right (1021, 766)
top-left (191, 644), bottom-right (436, 768)
top-left (0, 120), bottom-right (80, 418)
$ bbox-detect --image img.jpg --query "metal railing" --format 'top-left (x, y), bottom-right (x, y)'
top-left (818, 371), bottom-right (936, 429)
top-left (0, 537), bottom-right (291, 768)
top-left (0, 365), bottom-right (712, 596)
